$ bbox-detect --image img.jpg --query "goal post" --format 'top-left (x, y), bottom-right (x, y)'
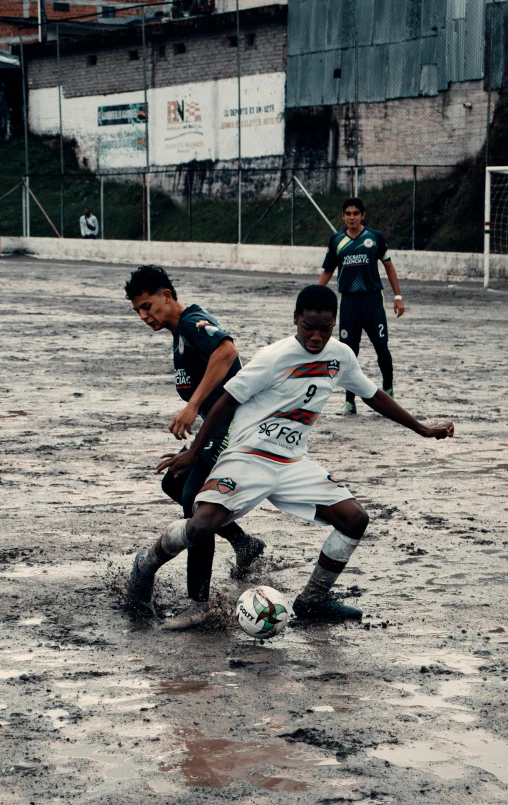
top-left (484, 166), bottom-right (508, 289)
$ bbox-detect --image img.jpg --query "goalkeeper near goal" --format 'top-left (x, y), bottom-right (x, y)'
top-left (319, 197), bottom-right (405, 415)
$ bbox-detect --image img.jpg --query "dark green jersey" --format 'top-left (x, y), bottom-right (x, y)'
top-left (322, 227), bottom-right (390, 293)
top-left (173, 304), bottom-right (241, 420)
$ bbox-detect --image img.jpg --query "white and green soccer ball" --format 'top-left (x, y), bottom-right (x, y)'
top-left (235, 585), bottom-right (289, 640)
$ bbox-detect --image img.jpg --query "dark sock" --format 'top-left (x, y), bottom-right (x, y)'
top-left (217, 521), bottom-right (246, 549)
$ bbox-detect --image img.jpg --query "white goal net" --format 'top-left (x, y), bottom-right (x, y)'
top-left (484, 167), bottom-right (508, 288)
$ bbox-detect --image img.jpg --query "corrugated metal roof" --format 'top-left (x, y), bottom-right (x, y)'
top-left (287, 0), bottom-right (503, 108)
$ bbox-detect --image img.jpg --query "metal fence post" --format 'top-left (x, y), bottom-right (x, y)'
top-left (19, 30), bottom-right (30, 237)
top-left (412, 165), bottom-right (417, 250)
top-left (141, 8), bottom-right (151, 241)
top-left (291, 175), bottom-right (295, 246)
top-left (236, 0), bottom-right (242, 244)
top-left (188, 169), bottom-right (193, 242)
top-left (100, 175), bottom-right (104, 239)
top-left (486, 0), bottom-right (493, 167)
top-left (56, 23), bottom-right (65, 237)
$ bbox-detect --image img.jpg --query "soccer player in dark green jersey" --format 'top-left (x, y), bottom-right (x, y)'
top-left (319, 197), bottom-right (405, 415)
top-left (124, 265), bottom-right (264, 629)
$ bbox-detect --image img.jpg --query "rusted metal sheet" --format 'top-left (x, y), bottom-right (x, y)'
top-left (287, 0), bottom-right (500, 109)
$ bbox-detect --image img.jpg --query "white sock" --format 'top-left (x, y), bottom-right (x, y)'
top-left (161, 518), bottom-right (191, 555)
top-left (299, 529), bottom-right (360, 603)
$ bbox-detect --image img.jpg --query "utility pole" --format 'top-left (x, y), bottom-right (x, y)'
top-left (38, 0), bottom-right (47, 44)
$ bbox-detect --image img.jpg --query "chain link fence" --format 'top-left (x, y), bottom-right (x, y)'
top-left (1, 0), bottom-right (505, 253)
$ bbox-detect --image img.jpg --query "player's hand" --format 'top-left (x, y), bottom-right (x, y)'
top-left (166, 448), bottom-right (199, 478)
top-left (154, 453), bottom-right (177, 474)
top-left (168, 403), bottom-right (199, 440)
top-left (394, 299), bottom-right (405, 318)
top-left (422, 421), bottom-right (454, 440)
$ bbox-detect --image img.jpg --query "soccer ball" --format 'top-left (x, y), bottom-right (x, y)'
top-left (235, 585), bottom-right (289, 640)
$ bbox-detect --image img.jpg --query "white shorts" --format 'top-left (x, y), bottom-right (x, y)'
top-left (194, 452), bottom-right (354, 525)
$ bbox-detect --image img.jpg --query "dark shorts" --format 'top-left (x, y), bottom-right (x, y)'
top-left (339, 290), bottom-right (388, 350)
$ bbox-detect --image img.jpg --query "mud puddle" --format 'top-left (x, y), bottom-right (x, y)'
top-left (158, 732), bottom-right (327, 791)
top-left (370, 729), bottom-right (508, 784)
top-left (385, 679), bottom-right (474, 712)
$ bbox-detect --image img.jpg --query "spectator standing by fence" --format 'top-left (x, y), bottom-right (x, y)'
top-left (80, 207), bottom-right (99, 239)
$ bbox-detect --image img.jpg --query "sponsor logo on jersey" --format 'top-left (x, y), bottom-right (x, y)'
top-left (327, 359), bottom-right (340, 378)
top-left (200, 476), bottom-right (237, 494)
top-left (196, 319), bottom-right (219, 336)
top-left (175, 367), bottom-right (192, 388)
top-left (364, 238), bottom-right (374, 247)
top-left (271, 408), bottom-right (319, 426)
top-left (178, 335), bottom-right (185, 354)
top-left (342, 254), bottom-right (370, 266)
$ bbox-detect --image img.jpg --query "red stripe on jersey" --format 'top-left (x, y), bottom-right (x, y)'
top-left (288, 362), bottom-right (329, 378)
top-left (240, 448), bottom-right (301, 463)
top-left (271, 408), bottom-right (319, 425)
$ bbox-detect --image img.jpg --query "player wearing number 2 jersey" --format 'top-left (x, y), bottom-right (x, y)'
top-left (319, 197), bottom-right (405, 416)
top-left (128, 285), bottom-right (454, 627)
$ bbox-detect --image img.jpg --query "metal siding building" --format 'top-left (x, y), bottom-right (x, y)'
top-left (286, 0), bottom-right (505, 108)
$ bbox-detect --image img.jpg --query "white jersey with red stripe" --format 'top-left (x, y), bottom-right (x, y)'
top-left (222, 334), bottom-right (377, 463)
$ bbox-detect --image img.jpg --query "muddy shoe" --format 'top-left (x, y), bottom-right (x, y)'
top-left (293, 594), bottom-right (362, 623)
top-left (127, 549), bottom-right (155, 614)
top-left (337, 401), bottom-right (357, 416)
top-left (232, 536), bottom-right (266, 578)
top-left (162, 600), bottom-right (209, 631)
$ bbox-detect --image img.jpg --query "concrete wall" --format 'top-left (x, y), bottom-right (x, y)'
top-left (1, 236), bottom-right (506, 282)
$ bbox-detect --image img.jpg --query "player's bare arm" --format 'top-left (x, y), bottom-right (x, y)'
top-left (162, 391), bottom-right (240, 477)
top-left (383, 260), bottom-right (405, 318)
top-left (363, 389), bottom-right (454, 439)
top-left (168, 339), bottom-right (239, 440)
top-left (318, 268), bottom-right (334, 286)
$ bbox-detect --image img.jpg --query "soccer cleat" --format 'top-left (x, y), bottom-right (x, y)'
top-left (233, 536), bottom-right (266, 578)
top-left (337, 401), bottom-right (357, 416)
top-left (162, 600), bottom-right (209, 631)
top-left (127, 549), bottom-right (155, 613)
top-left (384, 387), bottom-right (394, 398)
top-left (292, 593), bottom-right (362, 623)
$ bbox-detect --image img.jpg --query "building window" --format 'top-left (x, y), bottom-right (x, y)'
top-left (228, 35), bottom-right (238, 47)
top-left (333, 68), bottom-right (341, 79)
top-left (101, 6), bottom-right (116, 18)
top-left (53, 2), bottom-right (70, 11)
top-left (246, 33), bottom-right (255, 47)
top-left (174, 42), bottom-right (186, 54)
top-left (129, 50), bottom-right (139, 61)
top-left (87, 54), bottom-right (97, 66)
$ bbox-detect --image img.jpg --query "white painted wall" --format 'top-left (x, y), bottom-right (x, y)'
top-left (1, 237), bottom-right (505, 282)
top-left (28, 73), bottom-right (286, 170)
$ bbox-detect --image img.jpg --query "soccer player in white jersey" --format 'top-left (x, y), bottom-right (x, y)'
top-left (128, 285), bottom-right (454, 625)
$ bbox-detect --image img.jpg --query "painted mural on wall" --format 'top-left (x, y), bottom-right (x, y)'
top-left (157, 73), bottom-right (285, 163)
top-left (28, 73), bottom-right (285, 170)
top-left (97, 102), bottom-right (148, 169)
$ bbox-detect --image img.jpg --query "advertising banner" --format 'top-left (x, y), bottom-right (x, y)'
top-left (97, 102), bottom-right (148, 169)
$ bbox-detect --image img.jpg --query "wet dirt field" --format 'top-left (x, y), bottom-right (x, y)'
top-left (0, 256), bottom-right (507, 805)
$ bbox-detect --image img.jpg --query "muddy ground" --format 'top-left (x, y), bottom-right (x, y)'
top-left (0, 256), bottom-right (507, 805)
